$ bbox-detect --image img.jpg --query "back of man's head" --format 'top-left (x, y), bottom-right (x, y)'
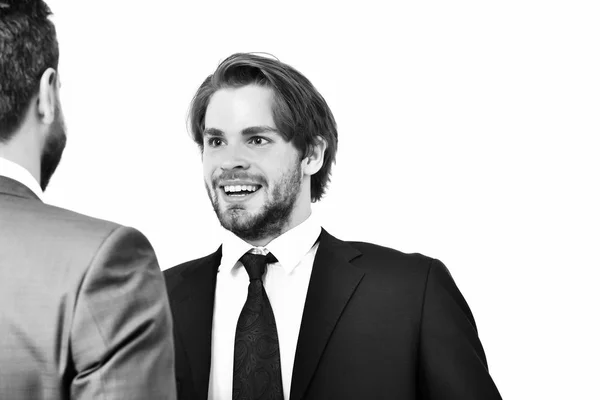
top-left (0, 0), bottom-right (59, 143)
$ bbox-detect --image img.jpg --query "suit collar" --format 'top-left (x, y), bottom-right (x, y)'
top-left (220, 212), bottom-right (322, 275)
top-left (0, 157), bottom-right (43, 200)
top-left (168, 247), bottom-right (222, 397)
top-left (0, 175), bottom-right (41, 201)
top-left (290, 228), bottom-right (364, 400)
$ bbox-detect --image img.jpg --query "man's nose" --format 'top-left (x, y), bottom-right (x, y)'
top-left (220, 144), bottom-right (250, 171)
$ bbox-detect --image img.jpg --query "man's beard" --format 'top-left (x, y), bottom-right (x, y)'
top-left (206, 162), bottom-right (303, 243)
top-left (40, 110), bottom-right (67, 191)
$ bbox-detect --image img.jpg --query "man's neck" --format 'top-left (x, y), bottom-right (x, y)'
top-left (0, 152), bottom-right (39, 183)
top-left (241, 210), bottom-right (313, 247)
top-left (0, 156), bottom-right (44, 200)
top-left (0, 129), bottom-right (41, 184)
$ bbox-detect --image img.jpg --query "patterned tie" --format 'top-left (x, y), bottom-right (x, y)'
top-left (233, 252), bottom-right (284, 400)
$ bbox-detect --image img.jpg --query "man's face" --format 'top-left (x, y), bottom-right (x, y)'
top-left (40, 103), bottom-right (67, 191)
top-left (202, 84), bottom-right (308, 243)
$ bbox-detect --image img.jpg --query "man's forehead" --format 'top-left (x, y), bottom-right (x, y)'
top-left (209, 84), bottom-right (274, 107)
top-left (205, 85), bottom-right (277, 132)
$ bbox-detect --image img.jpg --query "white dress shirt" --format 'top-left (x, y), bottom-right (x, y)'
top-left (208, 213), bottom-right (322, 400)
top-left (0, 157), bottom-right (43, 200)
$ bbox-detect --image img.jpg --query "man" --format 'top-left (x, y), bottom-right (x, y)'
top-left (0, 1), bottom-right (176, 399)
top-left (165, 53), bottom-right (502, 399)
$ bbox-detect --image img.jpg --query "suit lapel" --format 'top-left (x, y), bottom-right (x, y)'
top-left (168, 248), bottom-right (221, 397)
top-left (290, 229), bottom-right (364, 400)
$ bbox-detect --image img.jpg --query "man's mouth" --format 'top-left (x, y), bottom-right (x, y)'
top-left (222, 184), bottom-right (262, 197)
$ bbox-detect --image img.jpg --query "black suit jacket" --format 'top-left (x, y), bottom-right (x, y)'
top-left (164, 229), bottom-right (502, 399)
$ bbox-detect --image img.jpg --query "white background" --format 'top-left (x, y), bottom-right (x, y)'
top-left (44, 1), bottom-right (599, 398)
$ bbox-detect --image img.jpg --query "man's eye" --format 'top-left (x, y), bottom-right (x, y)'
top-left (250, 137), bottom-right (268, 145)
top-left (207, 138), bottom-right (223, 147)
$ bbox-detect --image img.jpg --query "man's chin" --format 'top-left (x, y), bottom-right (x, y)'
top-left (218, 208), bottom-right (252, 230)
top-left (217, 208), bottom-right (272, 242)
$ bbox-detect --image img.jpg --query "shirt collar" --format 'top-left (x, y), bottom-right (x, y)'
top-left (220, 212), bottom-right (322, 275)
top-left (0, 157), bottom-right (44, 200)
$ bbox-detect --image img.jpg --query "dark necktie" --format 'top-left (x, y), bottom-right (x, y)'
top-left (233, 252), bottom-right (284, 400)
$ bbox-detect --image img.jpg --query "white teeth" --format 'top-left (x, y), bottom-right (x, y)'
top-left (223, 185), bottom-right (259, 193)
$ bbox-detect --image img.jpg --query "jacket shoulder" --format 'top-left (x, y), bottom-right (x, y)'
top-left (343, 240), bottom-right (439, 279)
top-left (43, 203), bottom-right (122, 233)
top-left (0, 198), bottom-right (157, 269)
top-left (164, 249), bottom-right (221, 284)
top-left (2, 197), bottom-right (121, 236)
top-left (348, 240), bottom-right (434, 264)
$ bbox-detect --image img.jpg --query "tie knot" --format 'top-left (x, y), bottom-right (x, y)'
top-left (239, 252), bottom-right (278, 281)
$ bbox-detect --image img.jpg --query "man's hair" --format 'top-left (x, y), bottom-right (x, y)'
top-left (0, 0), bottom-right (59, 142)
top-left (189, 53), bottom-right (338, 202)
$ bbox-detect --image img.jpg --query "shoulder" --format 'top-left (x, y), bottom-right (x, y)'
top-left (163, 258), bottom-right (198, 280)
top-left (353, 240), bottom-right (437, 272)
top-left (51, 206), bottom-right (157, 260)
top-left (340, 241), bottom-right (462, 307)
top-left (163, 248), bottom-right (221, 284)
top-left (349, 240), bottom-right (429, 261)
top-left (326, 232), bottom-right (442, 280)
top-left (42, 204), bottom-right (153, 250)
top-left (321, 233), bottom-right (456, 309)
top-left (2, 198), bottom-right (152, 259)
top-left (317, 229), bottom-right (443, 284)
top-left (7, 198), bottom-right (121, 237)
top-left (0, 200), bottom-right (156, 291)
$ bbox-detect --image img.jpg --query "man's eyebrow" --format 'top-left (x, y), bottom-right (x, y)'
top-left (203, 128), bottom-right (224, 137)
top-left (203, 126), bottom-right (279, 137)
top-left (241, 126), bottom-right (279, 136)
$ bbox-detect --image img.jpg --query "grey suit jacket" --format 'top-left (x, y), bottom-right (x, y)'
top-left (0, 176), bottom-right (176, 400)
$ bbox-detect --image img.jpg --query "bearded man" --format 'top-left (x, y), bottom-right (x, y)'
top-left (0, 1), bottom-right (175, 399)
top-left (165, 53), bottom-right (502, 400)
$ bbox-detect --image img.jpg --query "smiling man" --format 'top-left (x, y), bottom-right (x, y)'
top-left (202, 85), bottom-right (316, 245)
top-left (164, 53), bottom-right (502, 400)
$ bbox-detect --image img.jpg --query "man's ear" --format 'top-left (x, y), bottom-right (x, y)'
top-left (37, 67), bottom-right (58, 125)
top-left (302, 136), bottom-right (327, 177)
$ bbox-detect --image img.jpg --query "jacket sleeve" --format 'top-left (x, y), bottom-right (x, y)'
top-left (418, 258), bottom-right (502, 399)
top-left (69, 226), bottom-right (176, 399)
